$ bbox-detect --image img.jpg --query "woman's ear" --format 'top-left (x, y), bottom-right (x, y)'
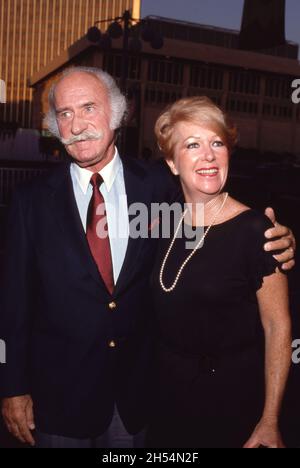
top-left (166, 158), bottom-right (179, 176)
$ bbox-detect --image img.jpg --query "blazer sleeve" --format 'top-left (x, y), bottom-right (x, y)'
top-left (0, 187), bottom-right (33, 397)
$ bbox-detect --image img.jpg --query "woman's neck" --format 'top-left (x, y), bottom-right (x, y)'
top-left (183, 191), bottom-right (227, 226)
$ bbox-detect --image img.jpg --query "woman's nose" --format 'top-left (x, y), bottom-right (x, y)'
top-left (202, 145), bottom-right (216, 162)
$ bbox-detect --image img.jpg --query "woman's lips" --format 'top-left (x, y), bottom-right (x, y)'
top-left (195, 167), bottom-right (219, 177)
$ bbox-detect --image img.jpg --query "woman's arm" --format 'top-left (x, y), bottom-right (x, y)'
top-left (243, 269), bottom-right (292, 448)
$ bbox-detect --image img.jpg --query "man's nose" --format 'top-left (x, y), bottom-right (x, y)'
top-left (71, 114), bottom-right (88, 135)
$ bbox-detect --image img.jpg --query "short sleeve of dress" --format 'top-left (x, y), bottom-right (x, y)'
top-left (245, 211), bottom-right (280, 291)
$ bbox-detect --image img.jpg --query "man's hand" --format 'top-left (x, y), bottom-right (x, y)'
top-left (264, 208), bottom-right (296, 271)
top-left (2, 395), bottom-right (35, 446)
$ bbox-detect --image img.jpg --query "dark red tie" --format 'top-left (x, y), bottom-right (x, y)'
top-left (86, 173), bottom-right (114, 294)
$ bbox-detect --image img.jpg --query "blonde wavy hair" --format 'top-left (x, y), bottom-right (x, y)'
top-left (155, 96), bottom-right (238, 160)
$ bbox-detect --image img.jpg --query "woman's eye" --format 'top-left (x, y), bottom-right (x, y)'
top-left (213, 140), bottom-right (224, 147)
top-left (187, 142), bottom-right (199, 149)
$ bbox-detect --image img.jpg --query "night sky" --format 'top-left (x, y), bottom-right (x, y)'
top-left (141, 0), bottom-right (300, 54)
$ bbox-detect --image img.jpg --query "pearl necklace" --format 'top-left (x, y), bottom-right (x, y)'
top-left (159, 192), bottom-right (229, 293)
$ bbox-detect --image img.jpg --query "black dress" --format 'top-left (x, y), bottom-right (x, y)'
top-left (147, 210), bottom-right (279, 448)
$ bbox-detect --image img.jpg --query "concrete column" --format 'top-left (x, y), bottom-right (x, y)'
top-left (221, 69), bottom-right (230, 110)
top-left (182, 63), bottom-right (190, 97)
top-left (138, 56), bottom-right (149, 158)
top-left (256, 75), bottom-right (266, 153)
top-left (92, 49), bottom-right (104, 69)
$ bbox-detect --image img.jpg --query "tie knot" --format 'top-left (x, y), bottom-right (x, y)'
top-left (90, 173), bottom-right (103, 189)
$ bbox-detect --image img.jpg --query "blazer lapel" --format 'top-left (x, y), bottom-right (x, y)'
top-left (48, 164), bottom-right (108, 290)
top-left (114, 159), bottom-right (152, 296)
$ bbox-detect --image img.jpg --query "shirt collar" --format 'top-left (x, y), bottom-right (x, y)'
top-left (71, 147), bottom-right (122, 194)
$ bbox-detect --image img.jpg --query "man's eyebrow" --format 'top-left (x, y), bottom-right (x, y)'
top-left (55, 107), bottom-right (70, 114)
top-left (81, 101), bottom-right (96, 108)
top-left (55, 102), bottom-right (97, 114)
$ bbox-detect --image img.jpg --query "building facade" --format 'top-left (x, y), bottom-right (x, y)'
top-left (30, 17), bottom-right (300, 158)
top-left (0, 0), bottom-right (141, 128)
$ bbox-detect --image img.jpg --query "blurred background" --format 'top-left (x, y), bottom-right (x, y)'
top-left (0, 0), bottom-right (299, 448)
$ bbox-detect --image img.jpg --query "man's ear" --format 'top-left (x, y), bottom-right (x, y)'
top-left (166, 158), bottom-right (179, 176)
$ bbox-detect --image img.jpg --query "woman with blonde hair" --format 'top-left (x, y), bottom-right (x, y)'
top-left (147, 96), bottom-right (292, 448)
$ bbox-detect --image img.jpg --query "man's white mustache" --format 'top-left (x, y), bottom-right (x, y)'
top-left (61, 130), bottom-right (104, 146)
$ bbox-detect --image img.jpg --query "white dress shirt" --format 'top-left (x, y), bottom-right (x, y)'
top-left (70, 148), bottom-right (129, 284)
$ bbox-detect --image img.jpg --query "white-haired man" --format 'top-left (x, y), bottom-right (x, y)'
top-left (0, 67), bottom-right (296, 448)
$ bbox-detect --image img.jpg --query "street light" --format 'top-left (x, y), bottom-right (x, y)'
top-left (86, 11), bottom-right (164, 157)
top-left (87, 10), bottom-right (164, 91)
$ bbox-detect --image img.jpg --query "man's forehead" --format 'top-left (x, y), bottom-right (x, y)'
top-left (54, 72), bottom-right (107, 98)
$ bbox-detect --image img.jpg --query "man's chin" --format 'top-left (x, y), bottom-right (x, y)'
top-left (74, 156), bottom-right (99, 167)
top-left (71, 152), bottom-right (107, 169)
top-left (66, 150), bottom-right (97, 165)
top-left (66, 142), bottom-right (115, 168)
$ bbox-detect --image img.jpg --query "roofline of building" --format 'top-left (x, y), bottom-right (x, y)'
top-left (170, 37), bottom-right (300, 75)
top-left (144, 15), bottom-right (298, 47)
top-left (144, 15), bottom-right (240, 35)
top-left (29, 1), bottom-right (142, 87)
top-left (29, 37), bottom-right (93, 86)
top-left (30, 35), bottom-right (300, 87)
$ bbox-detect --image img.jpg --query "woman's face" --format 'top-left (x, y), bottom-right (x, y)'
top-left (167, 121), bottom-right (230, 200)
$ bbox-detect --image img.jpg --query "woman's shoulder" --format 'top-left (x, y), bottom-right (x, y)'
top-left (238, 209), bottom-right (274, 233)
top-left (225, 198), bottom-right (274, 236)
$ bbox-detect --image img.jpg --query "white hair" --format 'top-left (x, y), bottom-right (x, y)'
top-left (44, 66), bottom-right (128, 138)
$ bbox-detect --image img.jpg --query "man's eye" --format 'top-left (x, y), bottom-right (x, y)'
top-left (85, 106), bottom-right (95, 113)
top-left (187, 142), bottom-right (199, 149)
top-left (58, 111), bottom-right (72, 120)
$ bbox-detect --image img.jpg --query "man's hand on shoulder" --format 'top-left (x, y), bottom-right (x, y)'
top-left (264, 207), bottom-right (296, 271)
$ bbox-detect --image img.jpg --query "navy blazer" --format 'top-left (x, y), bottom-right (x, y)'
top-left (0, 157), bottom-right (179, 438)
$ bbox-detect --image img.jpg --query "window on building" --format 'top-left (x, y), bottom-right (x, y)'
top-left (148, 59), bottom-right (184, 85)
top-left (265, 76), bottom-right (292, 99)
top-left (263, 102), bottom-right (293, 119)
top-left (103, 54), bottom-right (141, 81)
top-left (187, 88), bottom-right (222, 106)
top-left (190, 64), bottom-right (223, 90)
top-left (229, 70), bottom-right (260, 95)
top-left (227, 98), bottom-right (258, 115)
top-left (145, 85), bottom-right (183, 105)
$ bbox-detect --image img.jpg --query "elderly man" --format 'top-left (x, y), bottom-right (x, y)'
top-left (0, 67), bottom-right (295, 448)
